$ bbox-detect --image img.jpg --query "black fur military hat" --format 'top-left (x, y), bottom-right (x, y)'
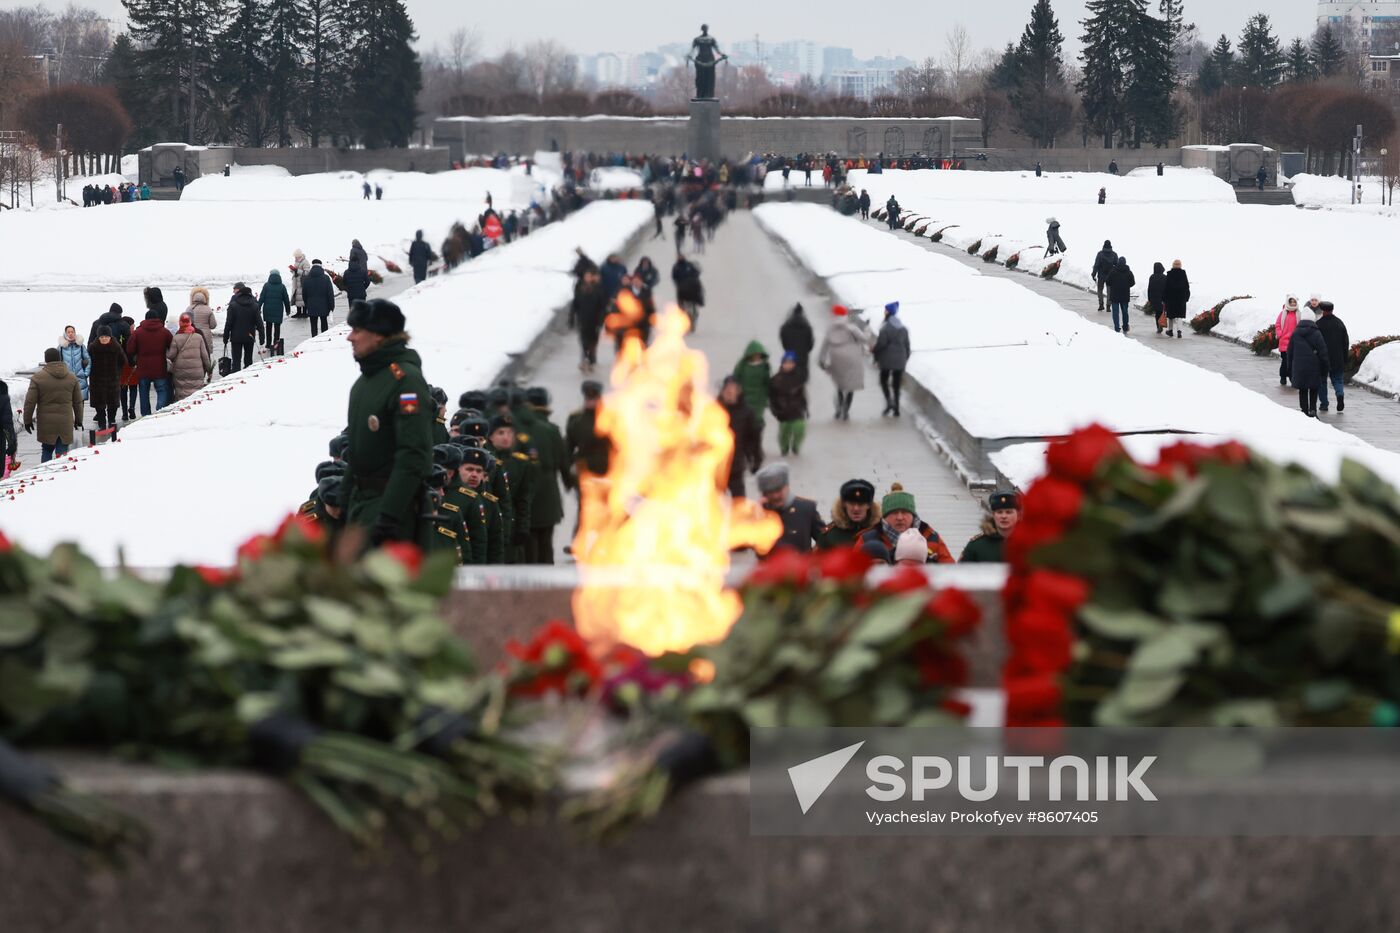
top-left (317, 476), bottom-right (346, 509)
top-left (433, 444), bottom-right (464, 471)
top-left (430, 386), bottom-right (448, 408)
top-left (461, 447), bottom-right (490, 468)
top-left (839, 478), bottom-right (876, 504)
top-left (459, 389), bottom-right (488, 411)
top-left (329, 433), bottom-right (349, 459)
top-left (315, 460), bottom-right (346, 483)
top-left (449, 408), bottom-right (472, 428)
top-left (581, 380), bottom-right (603, 399)
top-left (526, 386), bottom-right (550, 407)
top-left (488, 413), bottom-right (514, 434)
top-left (429, 464), bottom-right (450, 489)
top-left (509, 386), bottom-right (527, 407)
top-left (988, 490), bottom-right (1020, 511)
top-left (346, 298), bottom-right (405, 336)
top-left (459, 415), bottom-right (489, 439)
top-left (487, 386), bottom-right (511, 408)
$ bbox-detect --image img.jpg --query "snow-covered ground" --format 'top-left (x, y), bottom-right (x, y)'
top-left (587, 167), bottom-right (644, 190)
top-left (851, 168), bottom-right (1400, 395)
top-left (755, 201), bottom-right (1400, 487)
top-left (1287, 173), bottom-right (1398, 213)
top-left (0, 201), bottom-right (652, 566)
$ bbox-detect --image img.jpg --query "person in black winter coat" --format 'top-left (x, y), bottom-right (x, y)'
top-left (89, 303), bottom-right (130, 346)
top-left (349, 239), bottom-right (368, 267)
top-left (1146, 262), bottom-right (1167, 333)
top-left (1161, 260), bottom-right (1190, 338)
top-left (302, 261), bottom-right (338, 337)
top-left (0, 379), bottom-right (17, 474)
top-left (1289, 309), bottom-right (1329, 417)
top-left (222, 284), bottom-right (265, 374)
top-left (719, 375), bottom-right (763, 499)
top-left (779, 303), bottom-right (815, 382)
top-left (1105, 255), bottom-right (1136, 335)
top-left (633, 256), bottom-right (660, 291)
top-left (408, 230), bottom-right (435, 284)
top-left (1315, 301), bottom-right (1350, 413)
top-left (341, 261), bottom-right (370, 303)
top-left (858, 189), bottom-right (871, 219)
top-left (572, 270), bottom-right (606, 372)
top-left (1091, 240), bottom-right (1118, 311)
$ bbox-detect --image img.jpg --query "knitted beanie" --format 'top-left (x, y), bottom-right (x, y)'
top-left (894, 529), bottom-right (927, 562)
top-left (881, 482), bottom-right (916, 516)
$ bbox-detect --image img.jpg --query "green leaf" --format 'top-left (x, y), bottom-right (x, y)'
top-left (398, 615), bottom-right (446, 658)
top-left (236, 692), bottom-right (284, 725)
top-left (271, 641), bottom-right (354, 669)
top-left (1312, 604), bottom-right (1359, 666)
top-left (0, 607), bottom-right (39, 647)
top-left (770, 642), bottom-right (823, 674)
top-left (822, 644), bottom-right (880, 687)
top-left (1208, 700), bottom-right (1281, 728)
top-left (332, 662), bottom-right (405, 697)
top-left (1116, 669), bottom-right (1185, 714)
top-left (850, 593), bottom-right (926, 647)
top-left (783, 690), bottom-right (829, 728)
top-left (1302, 679), bottom-right (1352, 713)
top-left (742, 695), bottom-right (781, 728)
top-left (305, 598), bottom-right (358, 636)
top-left (872, 679), bottom-right (912, 724)
top-left (1078, 606), bottom-right (1166, 642)
top-left (1257, 576), bottom-right (1313, 619)
top-left (1128, 630), bottom-right (1199, 675)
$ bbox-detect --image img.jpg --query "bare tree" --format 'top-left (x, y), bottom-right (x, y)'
top-left (521, 40), bottom-right (577, 101)
top-left (1379, 129), bottom-right (1400, 206)
top-left (448, 27), bottom-right (479, 77)
top-left (894, 57), bottom-right (945, 99)
top-left (943, 24), bottom-right (972, 100)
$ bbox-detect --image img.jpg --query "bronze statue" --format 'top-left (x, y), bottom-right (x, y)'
top-left (686, 24), bottom-right (728, 100)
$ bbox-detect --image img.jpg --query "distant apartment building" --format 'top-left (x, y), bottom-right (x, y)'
top-left (1367, 51), bottom-right (1400, 94)
top-left (829, 68), bottom-right (900, 100)
top-left (822, 47), bottom-right (856, 76)
top-left (1319, 0), bottom-right (1400, 50)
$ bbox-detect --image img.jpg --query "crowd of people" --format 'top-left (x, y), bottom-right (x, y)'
top-left (82, 182), bottom-right (150, 206)
top-left (1273, 294), bottom-right (1349, 417)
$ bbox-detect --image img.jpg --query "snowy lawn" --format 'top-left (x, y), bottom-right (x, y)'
top-left (850, 168), bottom-right (1400, 393)
top-left (756, 201), bottom-right (1389, 479)
top-left (0, 200), bottom-right (652, 566)
top-left (0, 167), bottom-right (549, 290)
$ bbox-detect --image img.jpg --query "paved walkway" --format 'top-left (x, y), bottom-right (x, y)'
top-left (518, 211), bottom-right (988, 559)
top-left (9, 279), bottom-right (413, 470)
top-left (869, 217), bottom-right (1400, 454)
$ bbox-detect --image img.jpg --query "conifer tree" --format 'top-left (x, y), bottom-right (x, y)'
top-left (1196, 34), bottom-right (1233, 97)
top-left (1011, 0), bottom-right (1072, 146)
top-left (216, 0), bottom-right (272, 144)
top-left (263, 0), bottom-right (306, 145)
top-left (1310, 24), bottom-right (1347, 78)
top-left (346, 0), bottom-right (422, 147)
top-left (1236, 13), bottom-right (1285, 89)
top-left (300, 0), bottom-right (349, 146)
top-left (1079, 0), bottom-right (1176, 148)
top-left (1285, 37), bottom-right (1314, 83)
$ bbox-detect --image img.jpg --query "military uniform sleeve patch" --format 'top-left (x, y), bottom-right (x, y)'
top-left (399, 392), bottom-right (420, 415)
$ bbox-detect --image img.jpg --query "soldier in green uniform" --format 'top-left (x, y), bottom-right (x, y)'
top-left (458, 446), bottom-right (505, 563)
top-left (817, 479), bottom-right (880, 549)
top-left (458, 414), bottom-right (514, 550)
top-left (437, 444), bottom-right (486, 564)
top-left (960, 490), bottom-right (1020, 563)
top-left (419, 469), bottom-right (465, 563)
top-left (299, 460), bottom-right (347, 516)
top-left (430, 387), bottom-right (450, 446)
top-left (303, 475), bottom-right (348, 545)
top-left (341, 298), bottom-right (435, 547)
top-left (329, 433), bottom-right (349, 462)
top-left (488, 413), bottom-right (535, 563)
top-left (524, 386), bottom-right (569, 564)
top-left (458, 389), bottom-right (488, 414)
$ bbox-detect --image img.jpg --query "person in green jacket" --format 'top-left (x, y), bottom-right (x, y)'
top-left (420, 465), bottom-right (467, 563)
top-left (342, 299), bottom-right (434, 548)
top-left (460, 414), bottom-right (516, 549)
top-left (435, 443), bottom-right (486, 564)
top-left (430, 386), bottom-right (450, 446)
top-left (960, 490), bottom-right (1020, 563)
top-left (489, 413), bottom-right (536, 563)
top-left (525, 386), bottom-right (569, 564)
top-left (733, 339), bottom-right (771, 428)
top-left (258, 269), bottom-right (291, 351)
top-left (456, 445), bottom-right (505, 563)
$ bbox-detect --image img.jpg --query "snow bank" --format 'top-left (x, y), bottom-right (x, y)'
top-left (756, 201), bottom-right (1386, 472)
top-left (0, 200), bottom-right (652, 566)
top-left (851, 168), bottom-right (1400, 394)
top-left (587, 167), bottom-right (644, 191)
top-left (0, 168), bottom-right (544, 290)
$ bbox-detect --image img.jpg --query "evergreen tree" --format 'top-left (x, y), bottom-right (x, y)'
top-left (346, 0), bottom-right (421, 147)
top-left (1285, 37), bottom-right (1314, 83)
top-left (1158, 0), bottom-right (1193, 80)
top-left (1010, 0), bottom-right (1072, 146)
top-left (1196, 33), bottom-right (1233, 97)
top-left (988, 42), bottom-right (1021, 92)
top-left (120, 0), bottom-right (188, 139)
top-left (1311, 24), bottom-right (1347, 78)
top-left (103, 33), bottom-right (164, 149)
top-left (216, 0), bottom-right (271, 145)
top-left (263, 0), bottom-right (306, 145)
top-left (1078, 0), bottom-right (1176, 148)
top-left (300, 0), bottom-right (349, 146)
top-left (1236, 13), bottom-right (1285, 89)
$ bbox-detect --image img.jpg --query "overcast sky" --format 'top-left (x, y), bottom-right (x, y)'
top-left (11, 0), bottom-right (1322, 62)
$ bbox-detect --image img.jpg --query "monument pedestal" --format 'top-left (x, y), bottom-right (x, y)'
top-left (688, 98), bottom-right (722, 162)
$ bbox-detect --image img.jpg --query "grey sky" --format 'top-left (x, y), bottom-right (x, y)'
top-left (9, 0), bottom-right (1322, 63)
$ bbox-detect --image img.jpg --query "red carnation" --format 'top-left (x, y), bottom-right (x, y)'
top-left (816, 546), bottom-right (874, 582)
top-left (275, 512), bottom-right (325, 545)
top-left (0, 531), bottom-right (11, 553)
top-left (1021, 477), bottom-right (1084, 529)
top-left (236, 533), bottom-right (274, 563)
top-left (194, 565), bottom-right (234, 587)
top-left (746, 548), bottom-right (811, 589)
top-left (379, 541), bottom-right (422, 576)
top-left (1001, 520), bottom-right (1062, 567)
top-left (924, 587), bottom-right (982, 638)
top-left (1009, 608), bottom-right (1074, 672)
top-left (1005, 674), bottom-right (1063, 724)
top-left (1022, 570), bottom-right (1090, 614)
top-left (876, 564), bottom-right (931, 595)
top-left (1045, 424), bottom-right (1124, 483)
top-left (939, 696), bottom-right (973, 719)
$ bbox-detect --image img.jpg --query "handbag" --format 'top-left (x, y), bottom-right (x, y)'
top-left (217, 355), bottom-right (232, 377)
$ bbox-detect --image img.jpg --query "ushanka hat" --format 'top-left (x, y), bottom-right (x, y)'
top-left (988, 490), bottom-right (1019, 511)
top-left (840, 478), bottom-right (875, 504)
top-left (460, 447), bottom-right (490, 468)
top-left (346, 298), bottom-right (405, 336)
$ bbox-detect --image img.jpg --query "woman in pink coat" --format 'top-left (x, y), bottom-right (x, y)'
top-left (1275, 295), bottom-right (1299, 387)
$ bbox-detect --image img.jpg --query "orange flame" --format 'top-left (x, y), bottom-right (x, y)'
top-left (572, 300), bottom-right (781, 668)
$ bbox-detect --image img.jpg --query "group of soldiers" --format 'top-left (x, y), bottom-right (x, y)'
top-left (302, 297), bottom-right (611, 565)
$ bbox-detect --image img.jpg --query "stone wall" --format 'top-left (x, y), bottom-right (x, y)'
top-left (431, 116), bottom-right (984, 163)
top-left (964, 147), bottom-right (1182, 174)
top-left (138, 144), bottom-right (451, 185)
